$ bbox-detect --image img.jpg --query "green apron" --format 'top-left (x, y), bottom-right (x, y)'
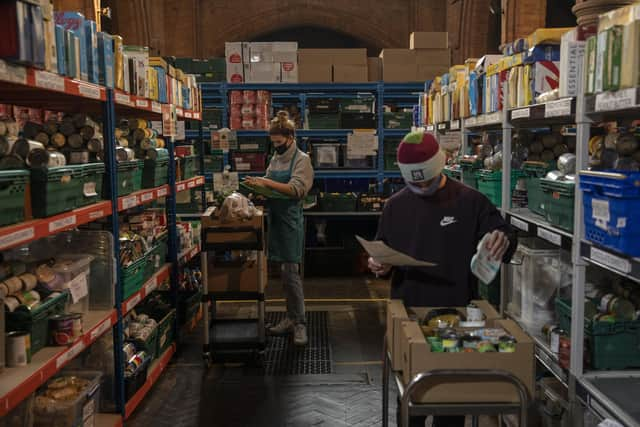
top-left (266, 149), bottom-right (304, 263)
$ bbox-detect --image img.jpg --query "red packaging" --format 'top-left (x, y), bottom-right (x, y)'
top-left (241, 117), bottom-right (256, 129)
top-left (232, 152), bottom-right (267, 172)
top-left (175, 146), bottom-right (193, 157)
top-left (243, 90), bottom-right (257, 104)
top-left (241, 104), bottom-right (255, 116)
top-left (255, 103), bottom-right (270, 116)
top-left (28, 108), bottom-right (43, 124)
top-left (230, 90), bottom-right (244, 105)
top-left (0, 104), bottom-right (13, 120)
top-left (230, 104), bottom-right (242, 117)
top-left (256, 118), bottom-right (269, 130)
top-left (256, 90), bottom-right (271, 103)
top-left (230, 116), bottom-right (242, 130)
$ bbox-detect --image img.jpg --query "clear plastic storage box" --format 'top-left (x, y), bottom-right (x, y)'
top-left (52, 255), bottom-right (94, 314)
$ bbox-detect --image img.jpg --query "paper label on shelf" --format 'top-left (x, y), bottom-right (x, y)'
top-left (426, 125), bottom-right (435, 132)
top-left (151, 101), bottom-right (162, 114)
top-left (56, 340), bottom-right (86, 368)
top-left (450, 120), bottom-right (460, 130)
top-left (35, 70), bottom-right (65, 92)
top-left (125, 294), bottom-right (142, 312)
top-left (590, 246), bottom-right (631, 273)
top-left (176, 107), bottom-right (184, 116)
top-left (437, 123), bottom-right (447, 130)
top-left (0, 59), bottom-right (27, 84)
top-left (187, 179), bottom-right (196, 189)
top-left (176, 120), bottom-right (186, 141)
top-left (115, 92), bottom-right (132, 106)
top-left (317, 145), bottom-right (338, 164)
top-left (89, 210), bottom-right (104, 220)
top-left (511, 107), bottom-right (530, 120)
top-left (595, 88), bottom-right (637, 111)
top-left (241, 144), bottom-right (259, 151)
top-left (136, 99), bottom-right (149, 108)
top-left (235, 162), bottom-right (250, 171)
top-left (185, 111), bottom-right (193, 119)
top-left (487, 112), bottom-right (502, 124)
top-left (90, 317), bottom-right (113, 341)
top-left (49, 215), bottom-right (77, 232)
top-left (545, 98), bottom-right (572, 118)
top-left (83, 182), bottom-right (97, 197)
top-left (510, 216), bottom-right (529, 232)
top-left (140, 192), bottom-right (154, 202)
top-left (347, 132), bottom-right (377, 159)
top-left (68, 273), bottom-right (89, 303)
top-left (121, 195), bottom-right (138, 210)
top-left (537, 227), bottom-right (562, 246)
top-left (591, 198), bottom-right (610, 229)
top-left (176, 183), bottom-right (186, 192)
top-left (157, 187), bottom-right (168, 197)
top-left (0, 227), bottom-right (35, 250)
top-left (78, 84), bottom-right (101, 99)
top-left (144, 276), bottom-right (158, 294)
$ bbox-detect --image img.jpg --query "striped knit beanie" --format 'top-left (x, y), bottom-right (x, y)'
top-left (397, 131), bottom-right (445, 183)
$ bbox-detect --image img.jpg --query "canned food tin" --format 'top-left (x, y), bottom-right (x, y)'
top-left (49, 314), bottom-right (76, 346)
top-left (462, 334), bottom-right (482, 350)
top-left (426, 336), bottom-right (444, 353)
top-left (123, 342), bottom-right (136, 360)
top-left (87, 137), bottom-right (103, 153)
top-left (440, 330), bottom-right (460, 352)
top-left (498, 335), bottom-right (517, 353)
top-left (477, 340), bottom-right (496, 353)
top-left (4, 276), bottom-right (23, 294)
top-left (147, 147), bottom-right (168, 160)
top-left (466, 303), bottom-right (483, 322)
top-left (69, 149), bottom-right (90, 164)
top-left (69, 313), bottom-right (83, 338)
top-left (6, 331), bottom-right (31, 366)
top-left (0, 281), bottom-right (9, 298)
top-left (116, 147), bottom-right (136, 161)
top-left (16, 290), bottom-right (40, 309)
top-left (47, 151), bottom-right (67, 167)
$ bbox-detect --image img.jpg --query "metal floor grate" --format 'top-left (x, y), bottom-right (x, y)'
top-left (264, 311), bottom-right (332, 376)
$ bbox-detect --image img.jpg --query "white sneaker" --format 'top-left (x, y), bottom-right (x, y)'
top-left (293, 323), bottom-right (308, 346)
top-left (268, 317), bottom-right (295, 335)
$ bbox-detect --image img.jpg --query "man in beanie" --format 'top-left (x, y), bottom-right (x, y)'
top-left (370, 131), bottom-right (517, 427)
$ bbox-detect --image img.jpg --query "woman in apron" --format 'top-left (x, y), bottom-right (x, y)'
top-left (244, 111), bottom-right (314, 346)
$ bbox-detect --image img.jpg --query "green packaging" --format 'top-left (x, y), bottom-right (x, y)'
top-left (604, 26), bottom-right (623, 91)
top-left (586, 35), bottom-right (597, 94)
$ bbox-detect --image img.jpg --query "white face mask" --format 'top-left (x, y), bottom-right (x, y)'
top-left (406, 175), bottom-right (442, 197)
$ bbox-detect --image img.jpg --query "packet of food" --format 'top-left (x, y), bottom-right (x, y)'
top-left (470, 233), bottom-right (502, 283)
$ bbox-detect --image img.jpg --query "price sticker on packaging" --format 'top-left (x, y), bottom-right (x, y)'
top-left (0, 227), bottom-right (35, 251)
top-left (125, 293), bottom-right (142, 312)
top-left (510, 216), bottom-right (529, 232)
top-left (0, 60), bottom-right (27, 84)
top-left (78, 83), bottom-right (101, 99)
top-left (121, 195), bottom-right (138, 210)
top-left (151, 101), bottom-right (162, 113)
top-left (56, 341), bottom-right (86, 368)
top-left (488, 112), bottom-right (502, 125)
top-left (141, 191), bottom-right (154, 202)
top-left (157, 187), bottom-right (168, 197)
top-left (545, 98), bottom-right (572, 118)
top-left (185, 111), bottom-right (193, 119)
top-left (35, 70), bottom-right (65, 92)
top-left (90, 317), bottom-right (113, 341)
top-left (136, 99), bottom-right (149, 108)
top-left (68, 273), bottom-right (89, 303)
top-left (49, 215), bottom-right (77, 232)
top-left (511, 108), bottom-right (530, 120)
top-left (537, 227), bottom-right (562, 246)
top-left (590, 246), bottom-right (631, 274)
top-left (115, 92), bottom-right (132, 105)
top-left (450, 120), bottom-right (460, 130)
top-left (595, 88), bottom-right (637, 112)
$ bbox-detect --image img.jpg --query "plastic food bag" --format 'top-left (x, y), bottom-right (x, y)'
top-left (219, 192), bottom-right (256, 222)
top-left (470, 233), bottom-right (502, 284)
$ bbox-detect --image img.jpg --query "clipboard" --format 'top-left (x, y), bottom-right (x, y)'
top-left (240, 182), bottom-right (291, 200)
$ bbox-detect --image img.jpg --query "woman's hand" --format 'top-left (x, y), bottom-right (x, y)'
top-left (484, 229), bottom-right (510, 261)
top-left (368, 257), bottom-right (392, 277)
top-left (244, 177), bottom-right (271, 188)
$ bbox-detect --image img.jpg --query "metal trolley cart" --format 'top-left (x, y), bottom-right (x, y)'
top-left (200, 208), bottom-right (266, 365)
top-left (382, 337), bottom-right (530, 427)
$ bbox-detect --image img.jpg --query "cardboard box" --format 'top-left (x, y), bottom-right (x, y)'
top-left (386, 300), bottom-right (500, 372)
top-left (414, 49), bottom-right (451, 66)
top-left (248, 62), bottom-right (280, 83)
top-left (400, 318), bottom-right (534, 404)
top-left (298, 48), bottom-right (367, 65)
top-left (84, 20), bottom-right (98, 84)
top-left (280, 61), bottom-right (298, 83)
top-left (201, 208), bottom-right (264, 247)
top-left (333, 64), bottom-right (367, 83)
top-left (226, 62), bottom-right (244, 83)
top-left (368, 57), bottom-right (381, 81)
top-left (225, 41), bottom-right (244, 64)
top-left (598, 4), bottom-right (640, 32)
top-left (207, 252), bottom-right (267, 293)
top-left (559, 29), bottom-right (586, 98)
top-left (417, 64), bottom-right (450, 81)
top-left (298, 49), bottom-right (332, 65)
top-left (272, 41), bottom-right (298, 63)
top-left (410, 32), bottom-right (448, 49)
top-left (298, 63), bottom-right (332, 83)
top-left (380, 49), bottom-right (415, 64)
top-left (249, 42), bottom-right (274, 63)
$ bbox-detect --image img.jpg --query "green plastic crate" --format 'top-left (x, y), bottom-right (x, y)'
top-left (443, 166), bottom-right (461, 181)
top-left (307, 114), bottom-right (341, 130)
top-left (156, 309), bottom-right (176, 356)
top-left (132, 326), bottom-right (159, 361)
top-left (556, 298), bottom-right (640, 370)
top-left (116, 160), bottom-right (143, 197)
top-left (31, 165), bottom-right (85, 217)
top-left (384, 140), bottom-right (401, 171)
top-left (523, 162), bottom-right (551, 216)
top-left (0, 170), bottom-right (29, 226)
top-left (203, 152), bottom-right (224, 173)
top-left (541, 179), bottom-right (575, 232)
top-left (460, 159), bottom-right (482, 189)
top-left (340, 97), bottom-right (375, 114)
top-left (6, 291), bottom-right (68, 355)
top-left (477, 169), bottom-right (525, 207)
top-left (383, 112), bottom-right (413, 129)
top-left (122, 254), bottom-right (148, 300)
top-left (319, 193), bottom-right (358, 212)
top-left (79, 163), bottom-right (105, 207)
top-left (144, 233), bottom-right (168, 282)
top-left (180, 155), bottom-right (197, 180)
top-left (142, 158), bottom-right (169, 189)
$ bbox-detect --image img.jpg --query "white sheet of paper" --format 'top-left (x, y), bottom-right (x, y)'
top-left (356, 235), bottom-right (437, 267)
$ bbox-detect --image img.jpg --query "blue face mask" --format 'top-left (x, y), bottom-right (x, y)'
top-left (406, 175), bottom-right (443, 197)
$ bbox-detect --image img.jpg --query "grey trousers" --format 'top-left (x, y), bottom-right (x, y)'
top-left (281, 263), bottom-right (305, 324)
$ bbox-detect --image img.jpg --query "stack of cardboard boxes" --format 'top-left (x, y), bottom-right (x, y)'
top-left (298, 48), bottom-right (368, 83)
top-left (380, 32), bottom-right (451, 82)
top-left (225, 42), bottom-right (298, 83)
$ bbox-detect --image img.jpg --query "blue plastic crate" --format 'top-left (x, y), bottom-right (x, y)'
top-left (580, 171), bottom-right (640, 257)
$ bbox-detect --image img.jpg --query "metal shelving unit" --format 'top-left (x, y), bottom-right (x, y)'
top-left (0, 59), bottom-right (204, 425)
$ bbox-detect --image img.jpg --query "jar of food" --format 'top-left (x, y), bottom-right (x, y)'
top-left (477, 340), bottom-right (496, 353)
top-left (498, 335), bottom-right (517, 353)
top-left (461, 334), bottom-right (482, 350)
top-left (440, 330), bottom-right (460, 353)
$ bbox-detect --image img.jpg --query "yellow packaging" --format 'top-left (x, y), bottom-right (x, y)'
top-left (147, 67), bottom-right (158, 101)
top-left (149, 56), bottom-right (168, 70)
top-left (620, 20), bottom-right (640, 89)
top-left (522, 64), bottom-right (533, 106)
top-left (176, 69), bottom-right (185, 81)
top-left (598, 4), bottom-right (640, 32)
top-left (113, 35), bottom-right (124, 90)
top-left (508, 67), bottom-right (519, 109)
top-left (486, 62), bottom-right (500, 76)
top-left (527, 27), bottom-right (574, 47)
